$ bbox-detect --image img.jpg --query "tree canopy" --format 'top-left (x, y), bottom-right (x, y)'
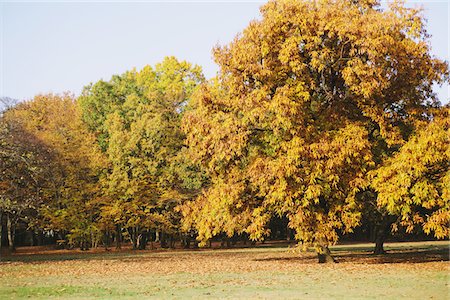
top-left (181, 0), bottom-right (449, 260)
top-left (79, 57), bottom-right (205, 248)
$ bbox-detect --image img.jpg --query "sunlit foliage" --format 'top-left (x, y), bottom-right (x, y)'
top-left (79, 57), bottom-right (204, 248)
top-left (372, 107), bottom-right (450, 239)
top-left (181, 0), bottom-right (448, 258)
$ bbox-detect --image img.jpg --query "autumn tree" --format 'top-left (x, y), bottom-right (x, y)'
top-left (3, 94), bottom-right (104, 249)
top-left (0, 117), bottom-right (50, 254)
top-left (79, 57), bottom-right (205, 249)
top-left (371, 107), bottom-right (450, 249)
top-left (181, 0), bottom-right (448, 262)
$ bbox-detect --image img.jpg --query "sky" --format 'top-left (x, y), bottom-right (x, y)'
top-left (1, 1), bottom-right (449, 104)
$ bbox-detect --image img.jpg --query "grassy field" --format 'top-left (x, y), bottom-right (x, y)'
top-left (0, 241), bottom-right (448, 299)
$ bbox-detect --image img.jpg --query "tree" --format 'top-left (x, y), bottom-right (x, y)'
top-left (0, 97), bottom-right (18, 114)
top-left (181, 0), bottom-right (448, 262)
top-left (79, 57), bottom-right (205, 249)
top-left (3, 93), bottom-right (104, 250)
top-left (0, 120), bottom-right (47, 254)
top-left (371, 107), bottom-right (450, 245)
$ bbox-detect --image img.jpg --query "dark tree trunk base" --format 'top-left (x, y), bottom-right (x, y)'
top-left (317, 245), bottom-right (336, 263)
top-left (373, 239), bottom-right (386, 255)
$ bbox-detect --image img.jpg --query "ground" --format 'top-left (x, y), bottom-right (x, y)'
top-left (0, 241), bottom-right (448, 299)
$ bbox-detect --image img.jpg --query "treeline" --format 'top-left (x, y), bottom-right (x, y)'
top-left (1, 0), bottom-right (449, 262)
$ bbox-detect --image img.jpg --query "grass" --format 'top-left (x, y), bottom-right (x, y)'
top-left (0, 241), bottom-right (448, 299)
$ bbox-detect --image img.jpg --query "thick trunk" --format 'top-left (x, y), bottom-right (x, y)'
top-left (317, 245), bottom-right (336, 263)
top-left (374, 236), bottom-right (385, 255)
top-left (373, 217), bottom-right (392, 255)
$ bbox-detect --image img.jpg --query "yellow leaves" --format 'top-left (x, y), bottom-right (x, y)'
top-left (261, 40), bottom-right (271, 58)
top-left (278, 35), bottom-right (301, 65)
top-left (372, 107), bottom-right (450, 238)
top-left (304, 185), bottom-right (322, 202)
top-left (341, 210), bottom-right (362, 233)
top-left (423, 209), bottom-right (450, 239)
top-left (247, 207), bottom-right (271, 241)
top-left (180, 0), bottom-right (449, 249)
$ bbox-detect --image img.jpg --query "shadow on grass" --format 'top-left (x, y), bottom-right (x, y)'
top-left (254, 244), bottom-right (449, 264)
top-left (337, 248), bottom-right (449, 264)
top-left (0, 248), bottom-right (184, 263)
top-left (1, 241), bottom-right (448, 265)
top-left (0, 240), bottom-right (296, 264)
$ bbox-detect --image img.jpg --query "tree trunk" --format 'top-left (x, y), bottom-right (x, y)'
top-left (373, 217), bottom-right (393, 255)
top-left (160, 232), bottom-right (168, 248)
top-left (182, 233), bottom-right (191, 249)
top-left (6, 214), bottom-right (15, 253)
top-left (138, 231), bottom-right (148, 250)
top-left (169, 234), bottom-right (175, 249)
top-left (91, 232), bottom-right (97, 249)
top-left (136, 233), bottom-right (142, 250)
top-left (115, 224), bottom-right (122, 249)
top-left (373, 224), bottom-right (388, 254)
top-left (374, 236), bottom-right (385, 255)
top-left (104, 231), bottom-right (110, 251)
top-left (317, 245), bottom-right (336, 263)
top-left (0, 211), bottom-right (3, 258)
top-left (130, 227), bottom-right (138, 250)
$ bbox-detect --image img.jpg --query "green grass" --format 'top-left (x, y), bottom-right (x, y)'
top-left (0, 241), bottom-right (449, 299)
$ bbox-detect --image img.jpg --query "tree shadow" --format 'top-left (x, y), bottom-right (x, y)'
top-left (0, 250), bottom-right (176, 264)
top-left (336, 247), bottom-right (449, 264)
top-left (254, 245), bottom-right (449, 264)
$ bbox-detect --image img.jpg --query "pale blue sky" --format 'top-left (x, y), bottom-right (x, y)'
top-left (1, 1), bottom-right (449, 104)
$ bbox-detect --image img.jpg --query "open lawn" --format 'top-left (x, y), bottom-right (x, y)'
top-left (0, 241), bottom-right (448, 299)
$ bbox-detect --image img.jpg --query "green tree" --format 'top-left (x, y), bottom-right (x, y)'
top-left (181, 0), bottom-right (448, 262)
top-left (80, 57), bottom-right (205, 249)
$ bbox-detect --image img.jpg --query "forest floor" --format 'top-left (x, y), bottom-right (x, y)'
top-left (0, 240), bottom-right (448, 299)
